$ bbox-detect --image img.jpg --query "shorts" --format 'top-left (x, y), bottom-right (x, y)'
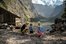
top-left (30, 31), bottom-right (33, 33)
top-left (36, 31), bottom-right (44, 36)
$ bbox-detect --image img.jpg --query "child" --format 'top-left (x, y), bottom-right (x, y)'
top-left (29, 24), bottom-right (34, 34)
top-left (36, 23), bottom-right (44, 37)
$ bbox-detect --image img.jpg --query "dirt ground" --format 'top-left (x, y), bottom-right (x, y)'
top-left (0, 29), bottom-right (66, 44)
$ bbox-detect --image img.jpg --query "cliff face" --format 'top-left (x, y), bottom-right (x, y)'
top-left (0, 0), bottom-right (35, 24)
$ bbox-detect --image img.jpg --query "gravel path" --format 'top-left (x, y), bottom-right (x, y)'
top-left (0, 29), bottom-right (66, 44)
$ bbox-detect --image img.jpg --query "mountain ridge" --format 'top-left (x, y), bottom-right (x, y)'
top-left (32, 3), bottom-right (64, 18)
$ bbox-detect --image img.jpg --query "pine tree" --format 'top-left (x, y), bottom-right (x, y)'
top-left (61, 0), bottom-right (66, 19)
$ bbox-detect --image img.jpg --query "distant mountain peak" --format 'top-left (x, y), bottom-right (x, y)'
top-left (32, 0), bottom-right (64, 7)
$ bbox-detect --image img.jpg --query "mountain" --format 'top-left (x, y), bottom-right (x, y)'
top-left (32, 4), bottom-right (64, 18)
top-left (47, 4), bottom-right (64, 22)
top-left (50, 5), bottom-right (64, 17)
top-left (0, 0), bottom-right (64, 23)
top-left (32, 0), bottom-right (63, 6)
top-left (33, 4), bottom-right (55, 18)
top-left (0, 0), bottom-right (36, 23)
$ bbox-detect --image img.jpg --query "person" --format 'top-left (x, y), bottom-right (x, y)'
top-left (10, 25), bottom-right (13, 31)
top-left (29, 23), bottom-right (34, 34)
top-left (21, 23), bottom-right (28, 34)
top-left (36, 23), bottom-right (44, 37)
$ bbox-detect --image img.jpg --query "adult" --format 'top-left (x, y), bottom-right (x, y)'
top-left (21, 23), bottom-right (28, 34)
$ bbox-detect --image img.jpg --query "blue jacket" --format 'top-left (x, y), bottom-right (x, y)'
top-left (29, 26), bottom-right (33, 31)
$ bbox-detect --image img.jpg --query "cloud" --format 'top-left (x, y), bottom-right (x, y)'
top-left (32, 0), bottom-right (45, 5)
top-left (32, 0), bottom-right (64, 6)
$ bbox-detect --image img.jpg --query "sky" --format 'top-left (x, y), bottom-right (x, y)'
top-left (32, 0), bottom-right (64, 6)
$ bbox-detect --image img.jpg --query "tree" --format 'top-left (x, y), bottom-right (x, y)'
top-left (0, 0), bottom-right (7, 9)
top-left (61, 0), bottom-right (66, 19)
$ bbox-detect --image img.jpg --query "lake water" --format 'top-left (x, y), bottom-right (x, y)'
top-left (33, 22), bottom-right (54, 32)
top-left (41, 22), bottom-right (53, 32)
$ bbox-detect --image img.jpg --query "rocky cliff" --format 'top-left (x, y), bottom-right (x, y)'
top-left (0, 0), bottom-right (35, 24)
